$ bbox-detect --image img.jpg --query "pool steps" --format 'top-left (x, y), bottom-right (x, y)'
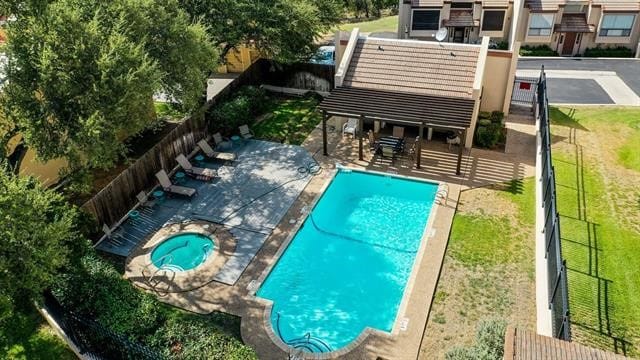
top-left (275, 312), bottom-right (332, 354)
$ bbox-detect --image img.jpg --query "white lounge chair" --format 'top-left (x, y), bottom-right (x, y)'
top-left (392, 126), bottom-right (405, 139)
top-left (239, 124), bottom-right (254, 140)
top-left (136, 191), bottom-right (156, 208)
top-left (197, 139), bottom-right (236, 163)
top-left (175, 154), bottom-right (216, 181)
top-left (212, 132), bottom-right (231, 150)
top-left (342, 118), bottom-right (358, 137)
top-left (155, 170), bottom-right (197, 197)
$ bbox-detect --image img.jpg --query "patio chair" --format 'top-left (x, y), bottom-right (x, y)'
top-left (155, 170), bottom-right (197, 198)
top-left (367, 130), bottom-right (379, 151)
top-left (175, 154), bottom-right (216, 181)
top-left (136, 191), bottom-right (156, 208)
top-left (392, 126), bottom-right (405, 139)
top-left (212, 132), bottom-right (231, 150)
top-left (407, 136), bottom-right (420, 160)
top-left (381, 145), bottom-right (395, 164)
top-left (239, 124), bottom-right (254, 140)
top-left (197, 139), bottom-right (236, 163)
top-left (343, 118), bottom-right (358, 138)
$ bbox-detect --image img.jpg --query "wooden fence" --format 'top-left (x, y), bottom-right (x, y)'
top-left (81, 59), bottom-right (334, 229)
top-left (82, 62), bottom-right (264, 228)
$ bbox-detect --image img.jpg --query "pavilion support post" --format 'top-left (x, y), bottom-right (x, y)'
top-left (417, 124), bottom-right (423, 169)
top-left (456, 129), bottom-right (466, 175)
top-left (358, 116), bottom-right (364, 161)
top-left (322, 111), bottom-right (328, 156)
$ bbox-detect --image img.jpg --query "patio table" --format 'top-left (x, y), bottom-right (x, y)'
top-left (174, 171), bottom-right (186, 185)
top-left (194, 154), bottom-right (205, 167)
top-left (377, 136), bottom-right (404, 153)
top-left (128, 210), bottom-right (140, 224)
top-left (152, 190), bottom-right (165, 203)
top-left (231, 135), bottom-right (242, 148)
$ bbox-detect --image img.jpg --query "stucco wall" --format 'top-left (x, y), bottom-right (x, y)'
top-left (480, 50), bottom-right (514, 112)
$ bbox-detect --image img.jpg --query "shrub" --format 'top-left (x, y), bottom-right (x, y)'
top-left (474, 122), bottom-right (505, 149)
top-left (584, 46), bottom-right (633, 58)
top-left (208, 86), bottom-right (271, 133)
top-left (445, 318), bottom-right (507, 360)
top-left (148, 312), bottom-right (257, 360)
top-left (490, 111), bottom-right (504, 124)
top-left (520, 45), bottom-right (558, 57)
top-left (53, 253), bottom-right (257, 359)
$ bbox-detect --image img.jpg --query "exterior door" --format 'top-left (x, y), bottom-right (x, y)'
top-left (453, 27), bottom-right (464, 43)
top-left (562, 32), bottom-right (577, 55)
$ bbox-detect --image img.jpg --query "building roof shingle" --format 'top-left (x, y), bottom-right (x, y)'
top-left (342, 37), bottom-right (481, 99)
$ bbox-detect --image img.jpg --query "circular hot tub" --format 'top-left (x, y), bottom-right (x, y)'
top-left (151, 233), bottom-right (214, 272)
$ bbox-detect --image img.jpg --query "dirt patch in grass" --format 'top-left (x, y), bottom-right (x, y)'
top-left (419, 179), bottom-right (536, 359)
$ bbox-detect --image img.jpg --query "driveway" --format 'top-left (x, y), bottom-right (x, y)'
top-left (517, 58), bottom-right (640, 106)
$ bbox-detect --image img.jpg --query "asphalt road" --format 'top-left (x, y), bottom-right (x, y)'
top-left (518, 58), bottom-right (640, 103)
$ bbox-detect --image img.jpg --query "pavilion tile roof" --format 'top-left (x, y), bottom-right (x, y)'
top-left (342, 37), bottom-right (481, 99)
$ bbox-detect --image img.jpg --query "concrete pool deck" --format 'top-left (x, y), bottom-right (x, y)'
top-left (125, 114), bottom-right (535, 359)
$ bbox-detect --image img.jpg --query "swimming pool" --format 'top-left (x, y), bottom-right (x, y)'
top-left (151, 233), bottom-right (214, 272)
top-left (257, 169), bottom-right (437, 353)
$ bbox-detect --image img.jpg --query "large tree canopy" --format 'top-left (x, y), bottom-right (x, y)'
top-left (180, 0), bottom-right (342, 63)
top-left (1, 0), bottom-right (217, 172)
top-left (0, 166), bottom-right (85, 326)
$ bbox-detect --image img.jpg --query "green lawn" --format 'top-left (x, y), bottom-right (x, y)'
top-left (337, 15), bottom-right (398, 34)
top-left (252, 96), bottom-right (322, 145)
top-left (550, 106), bottom-right (640, 356)
top-left (2, 308), bottom-right (75, 360)
top-left (420, 179), bottom-right (536, 358)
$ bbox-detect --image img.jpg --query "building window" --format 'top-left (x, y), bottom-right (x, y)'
top-left (528, 13), bottom-right (554, 36)
top-left (482, 10), bottom-right (505, 31)
top-left (451, 2), bottom-right (472, 8)
top-left (599, 14), bottom-right (635, 37)
top-left (412, 10), bottom-right (440, 31)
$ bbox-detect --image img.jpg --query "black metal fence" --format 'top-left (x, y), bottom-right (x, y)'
top-left (43, 293), bottom-right (162, 360)
top-left (536, 67), bottom-right (571, 341)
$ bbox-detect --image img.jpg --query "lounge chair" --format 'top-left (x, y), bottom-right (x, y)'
top-left (343, 118), bottom-right (358, 137)
top-left (392, 126), bottom-right (405, 139)
top-left (136, 191), bottom-right (156, 208)
top-left (175, 154), bottom-right (216, 181)
top-left (197, 139), bottom-right (236, 163)
top-left (212, 132), bottom-right (231, 150)
top-left (239, 124), bottom-right (254, 140)
top-left (155, 170), bottom-right (197, 197)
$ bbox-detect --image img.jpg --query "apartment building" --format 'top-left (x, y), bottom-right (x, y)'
top-left (398, 0), bottom-right (640, 56)
top-left (397, 0), bottom-right (517, 45)
top-left (516, 0), bottom-right (640, 55)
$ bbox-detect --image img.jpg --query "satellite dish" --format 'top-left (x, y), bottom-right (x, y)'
top-left (435, 27), bottom-right (448, 42)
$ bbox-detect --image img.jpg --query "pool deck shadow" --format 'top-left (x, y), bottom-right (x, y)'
top-left (139, 115), bottom-right (535, 359)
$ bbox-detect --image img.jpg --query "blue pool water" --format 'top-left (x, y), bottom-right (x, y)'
top-left (151, 233), bottom-right (214, 272)
top-left (257, 169), bottom-right (437, 352)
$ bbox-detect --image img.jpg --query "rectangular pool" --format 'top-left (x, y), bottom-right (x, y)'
top-left (256, 169), bottom-right (437, 353)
